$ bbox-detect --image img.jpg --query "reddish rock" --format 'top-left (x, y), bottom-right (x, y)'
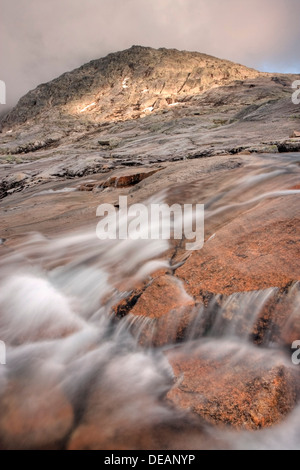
top-left (115, 189), bottom-right (300, 348)
top-left (192, 283), bottom-right (300, 347)
top-left (112, 287), bottom-right (146, 318)
top-left (0, 379), bottom-right (74, 450)
top-left (266, 282), bottom-right (300, 346)
top-left (176, 196), bottom-right (300, 296)
top-left (67, 373), bottom-right (220, 450)
top-left (167, 344), bottom-right (298, 430)
top-left (117, 275), bottom-right (196, 346)
top-left (130, 275), bottom-right (194, 319)
top-left (102, 169), bottom-right (160, 188)
top-left (77, 168), bottom-right (161, 191)
top-left (67, 418), bottom-right (219, 450)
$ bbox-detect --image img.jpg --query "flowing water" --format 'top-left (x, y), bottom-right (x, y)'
top-left (0, 154), bottom-right (299, 449)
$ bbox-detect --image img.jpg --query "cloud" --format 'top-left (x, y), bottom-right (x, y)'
top-left (0, 0), bottom-right (299, 111)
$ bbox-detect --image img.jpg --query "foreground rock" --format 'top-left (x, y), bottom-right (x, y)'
top-left (0, 377), bottom-right (73, 450)
top-left (176, 195), bottom-right (300, 296)
top-left (111, 181), bottom-right (300, 347)
top-left (123, 275), bottom-right (196, 346)
top-left (254, 281), bottom-right (300, 346)
top-left (67, 415), bottom-right (218, 450)
top-left (108, 167), bottom-right (300, 347)
top-left (66, 356), bottom-right (220, 450)
top-left (167, 343), bottom-right (298, 430)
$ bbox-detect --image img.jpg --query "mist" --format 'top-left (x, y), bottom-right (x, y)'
top-left (0, 0), bottom-right (300, 112)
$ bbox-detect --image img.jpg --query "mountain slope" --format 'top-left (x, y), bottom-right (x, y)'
top-left (2, 46), bottom-right (261, 128)
top-left (0, 46), bottom-right (299, 196)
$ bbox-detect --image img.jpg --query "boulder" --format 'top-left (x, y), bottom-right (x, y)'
top-left (167, 342), bottom-right (298, 430)
top-left (115, 275), bottom-right (196, 346)
top-left (176, 196), bottom-right (300, 296)
top-left (102, 169), bottom-right (159, 188)
top-left (0, 379), bottom-right (74, 450)
top-left (67, 418), bottom-right (219, 450)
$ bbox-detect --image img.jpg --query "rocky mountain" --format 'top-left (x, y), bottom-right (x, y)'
top-left (2, 45), bottom-right (261, 128)
top-left (0, 46), bottom-right (299, 171)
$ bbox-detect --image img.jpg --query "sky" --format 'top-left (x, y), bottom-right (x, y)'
top-left (0, 0), bottom-right (300, 112)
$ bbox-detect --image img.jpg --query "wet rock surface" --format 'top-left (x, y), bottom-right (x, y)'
top-left (125, 275), bottom-right (196, 346)
top-left (0, 374), bottom-right (74, 450)
top-left (166, 343), bottom-right (298, 430)
top-left (176, 196), bottom-right (300, 296)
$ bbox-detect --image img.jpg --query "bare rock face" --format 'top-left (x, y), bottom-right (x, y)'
top-left (176, 196), bottom-right (300, 296)
top-left (102, 168), bottom-right (160, 188)
top-left (0, 47), bottom-right (299, 181)
top-left (257, 281), bottom-right (300, 347)
top-left (2, 46), bottom-right (261, 129)
top-left (0, 377), bottom-right (74, 450)
top-left (129, 276), bottom-right (194, 318)
top-left (67, 405), bottom-right (219, 450)
top-left (77, 167), bottom-right (161, 191)
top-left (125, 275), bottom-right (196, 346)
top-left (67, 417), bottom-right (218, 451)
top-left (167, 344), bottom-right (298, 430)
top-left (0, 172), bottom-right (29, 198)
top-left (66, 354), bottom-right (219, 451)
top-left (107, 156), bottom-right (300, 348)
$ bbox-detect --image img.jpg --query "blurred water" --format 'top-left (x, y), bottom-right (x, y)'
top-left (0, 154), bottom-right (299, 449)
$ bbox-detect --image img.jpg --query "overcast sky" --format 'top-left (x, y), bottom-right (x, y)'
top-left (1, 0), bottom-right (300, 112)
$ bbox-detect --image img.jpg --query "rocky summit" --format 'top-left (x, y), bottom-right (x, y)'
top-left (0, 46), bottom-right (300, 197)
top-left (0, 46), bottom-right (300, 450)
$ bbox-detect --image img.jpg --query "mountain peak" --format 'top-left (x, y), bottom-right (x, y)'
top-left (2, 46), bottom-right (261, 129)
